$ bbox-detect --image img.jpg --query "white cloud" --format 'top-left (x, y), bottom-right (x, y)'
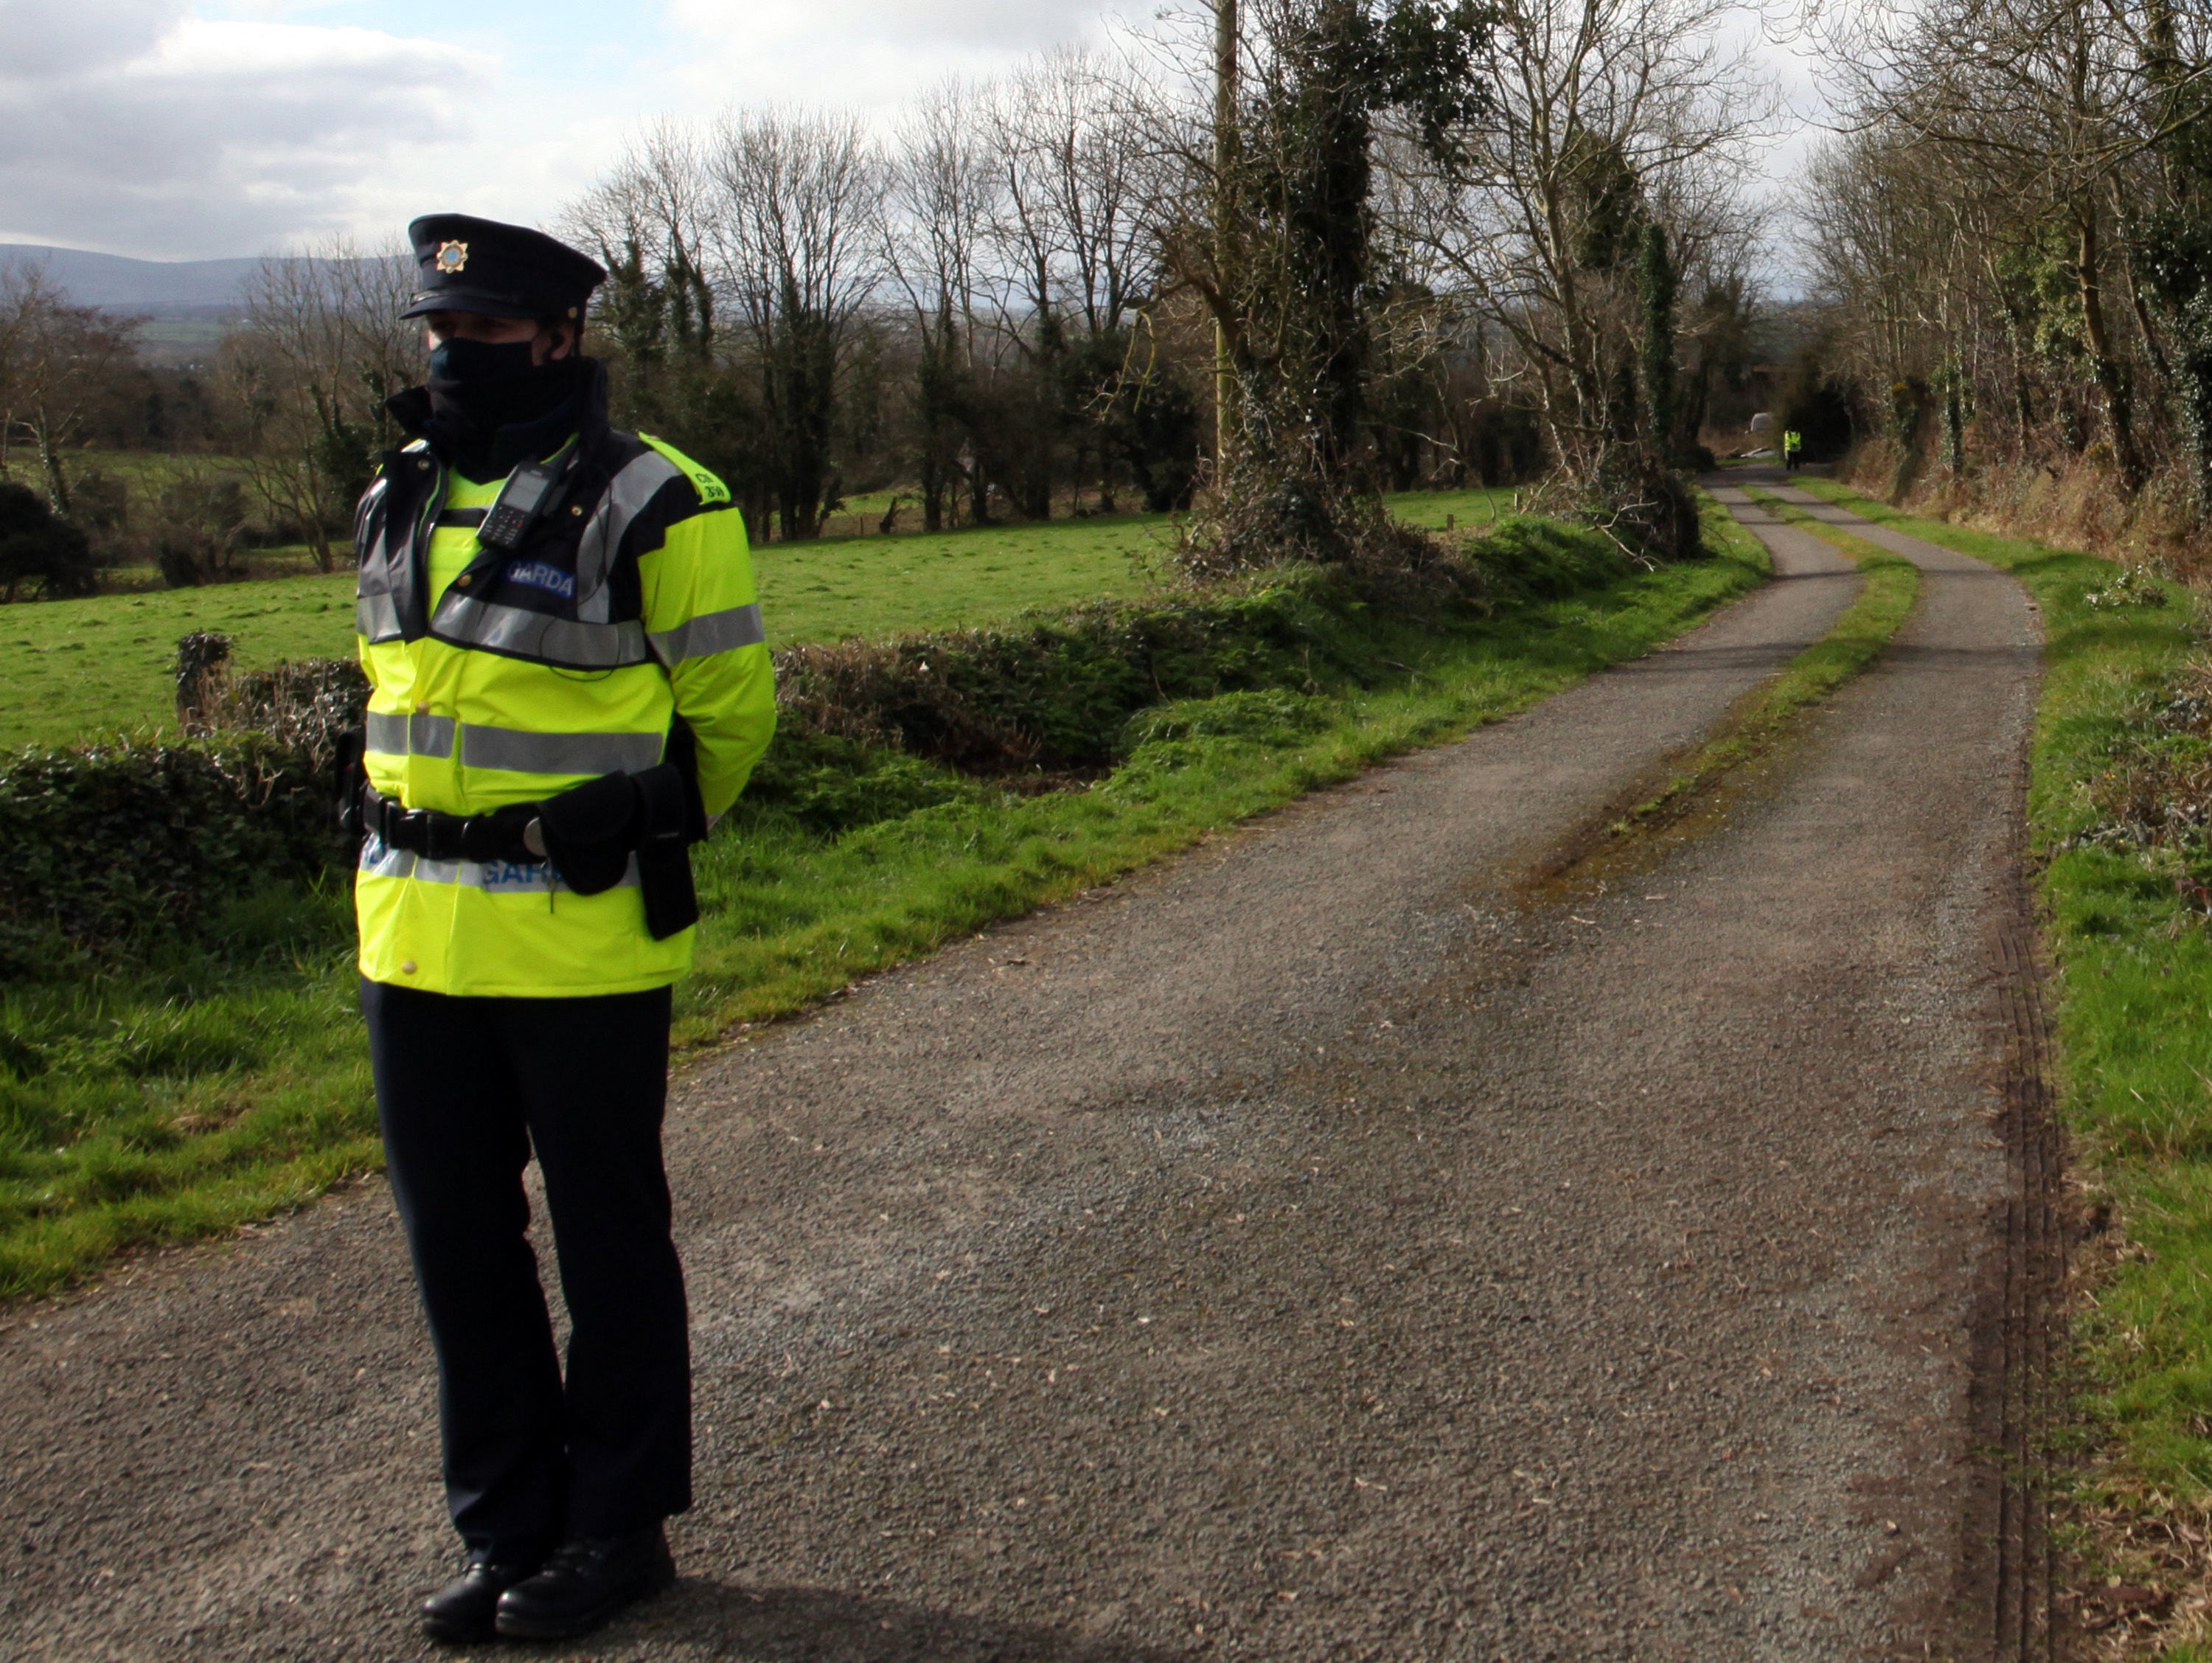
top-left (0, 1), bottom-right (488, 257)
top-left (660, 0), bottom-right (1121, 112)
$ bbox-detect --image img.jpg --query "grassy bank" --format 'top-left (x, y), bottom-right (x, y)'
top-left (0, 512), bottom-right (1761, 1300)
top-left (1793, 478), bottom-right (2212, 1650)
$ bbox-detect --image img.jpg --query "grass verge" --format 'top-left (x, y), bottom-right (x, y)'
top-left (1795, 476), bottom-right (2212, 1653)
top-left (0, 514), bottom-right (1767, 1300)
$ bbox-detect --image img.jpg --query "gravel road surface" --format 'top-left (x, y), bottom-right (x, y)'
top-left (0, 473), bottom-right (2046, 1661)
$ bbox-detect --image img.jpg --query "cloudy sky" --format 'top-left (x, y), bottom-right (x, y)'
top-left (0, 0), bottom-right (1826, 263)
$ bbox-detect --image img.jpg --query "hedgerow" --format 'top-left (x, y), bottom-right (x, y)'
top-left (0, 513), bottom-right (1644, 976)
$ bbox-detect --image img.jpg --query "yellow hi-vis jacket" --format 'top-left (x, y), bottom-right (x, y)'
top-left (352, 367), bottom-right (775, 998)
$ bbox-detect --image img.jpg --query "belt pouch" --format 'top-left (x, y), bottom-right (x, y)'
top-left (633, 763), bottom-right (700, 941)
top-left (535, 771), bottom-right (640, 896)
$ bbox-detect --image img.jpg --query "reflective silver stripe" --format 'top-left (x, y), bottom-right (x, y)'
top-left (361, 713), bottom-right (659, 774)
top-left (459, 724), bottom-right (664, 776)
top-left (357, 836), bottom-right (639, 892)
top-left (648, 603), bottom-right (765, 666)
top-left (364, 711), bottom-right (456, 759)
top-left (576, 450), bottom-right (683, 624)
top-left (430, 593), bottom-right (652, 667)
top-left (357, 591), bottom-right (402, 641)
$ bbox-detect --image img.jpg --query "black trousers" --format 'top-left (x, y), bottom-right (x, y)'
top-left (362, 979), bottom-right (691, 1557)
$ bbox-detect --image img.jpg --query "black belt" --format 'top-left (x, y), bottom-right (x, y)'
top-left (361, 785), bottom-right (538, 865)
top-left (343, 756), bottom-right (703, 941)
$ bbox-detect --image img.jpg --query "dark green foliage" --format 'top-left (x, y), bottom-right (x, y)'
top-left (1934, 355), bottom-right (1970, 475)
top-left (1578, 221), bottom-right (1700, 564)
top-left (66, 469), bottom-right (129, 541)
top-left (1638, 223), bottom-right (1680, 462)
top-left (0, 735), bottom-right (339, 979)
top-left (1086, 326), bottom-right (1204, 514)
top-left (779, 513), bottom-right (1623, 771)
top-left (775, 581), bottom-right (1348, 771)
top-left (146, 472), bottom-right (252, 588)
top-left (307, 392), bottom-right (384, 527)
top-left (0, 635), bottom-right (367, 980)
top-left (1566, 133), bottom-right (1643, 273)
top-left (1194, 0), bottom-right (1492, 566)
top-left (1121, 687), bottom-right (1332, 750)
top-left (0, 480), bottom-right (97, 603)
top-left (2136, 207), bottom-right (2212, 504)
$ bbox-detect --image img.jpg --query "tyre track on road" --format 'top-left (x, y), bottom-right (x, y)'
top-left (0, 481), bottom-right (2043, 1661)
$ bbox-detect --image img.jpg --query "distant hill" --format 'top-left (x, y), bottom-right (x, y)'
top-left (0, 245), bottom-right (261, 319)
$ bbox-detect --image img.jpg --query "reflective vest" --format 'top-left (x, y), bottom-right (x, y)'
top-left (353, 364), bottom-right (776, 998)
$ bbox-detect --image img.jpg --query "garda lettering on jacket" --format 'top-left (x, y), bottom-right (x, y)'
top-left (360, 834), bottom-right (574, 893)
top-left (502, 558), bottom-right (577, 600)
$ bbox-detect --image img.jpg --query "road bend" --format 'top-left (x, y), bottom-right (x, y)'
top-left (0, 473), bottom-right (2046, 1661)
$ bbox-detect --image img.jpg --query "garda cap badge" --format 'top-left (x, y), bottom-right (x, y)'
top-left (434, 240), bottom-right (470, 274)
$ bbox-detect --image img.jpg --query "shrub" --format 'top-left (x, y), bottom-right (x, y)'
top-left (0, 507), bottom-right (1642, 982)
top-left (173, 633), bottom-right (366, 768)
top-left (67, 468), bottom-right (131, 568)
top-left (143, 470), bottom-right (251, 587)
top-left (738, 726), bottom-right (981, 836)
top-left (0, 479), bottom-right (97, 601)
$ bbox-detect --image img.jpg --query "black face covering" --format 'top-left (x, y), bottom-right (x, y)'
top-left (426, 337), bottom-right (571, 428)
top-left (422, 336), bottom-right (584, 479)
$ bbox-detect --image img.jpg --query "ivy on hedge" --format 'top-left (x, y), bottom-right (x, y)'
top-left (773, 575), bottom-right (1360, 772)
top-left (0, 736), bottom-right (338, 980)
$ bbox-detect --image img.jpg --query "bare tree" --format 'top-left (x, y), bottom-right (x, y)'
top-left (223, 240), bottom-right (415, 570)
top-left (1382, 0), bottom-right (1775, 485)
top-left (1809, 0), bottom-right (2212, 492)
top-left (706, 108), bottom-right (885, 540)
top-left (0, 263), bottom-right (140, 516)
top-left (886, 80), bottom-right (1002, 530)
top-left (565, 122), bottom-right (721, 400)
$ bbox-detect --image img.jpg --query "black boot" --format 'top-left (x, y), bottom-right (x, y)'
top-left (493, 1524), bottom-right (676, 1640)
top-left (421, 1550), bottom-right (545, 1643)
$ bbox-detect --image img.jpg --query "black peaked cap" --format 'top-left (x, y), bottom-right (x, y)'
top-left (400, 213), bottom-right (608, 322)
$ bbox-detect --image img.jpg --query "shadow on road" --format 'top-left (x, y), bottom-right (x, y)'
top-left (446, 1578), bottom-right (1193, 1662)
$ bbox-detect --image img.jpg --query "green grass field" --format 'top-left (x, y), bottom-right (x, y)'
top-left (0, 488), bottom-right (1516, 753)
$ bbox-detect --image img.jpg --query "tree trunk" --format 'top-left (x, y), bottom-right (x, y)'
top-left (36, 426), bottom-right (69, 518)
top-left (922, 454), bottom-right (945, 533)
top-left (2076, 213), bottom-right (2149, 493)
top-left (1213, 0), bottom-right (1239, 462)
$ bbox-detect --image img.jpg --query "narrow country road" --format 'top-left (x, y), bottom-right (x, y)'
top-left (0, 472), bottom-right (2049, 1662)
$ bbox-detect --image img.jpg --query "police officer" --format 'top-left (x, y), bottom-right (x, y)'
top-left (350, 214), bottom-right (774, 1642)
